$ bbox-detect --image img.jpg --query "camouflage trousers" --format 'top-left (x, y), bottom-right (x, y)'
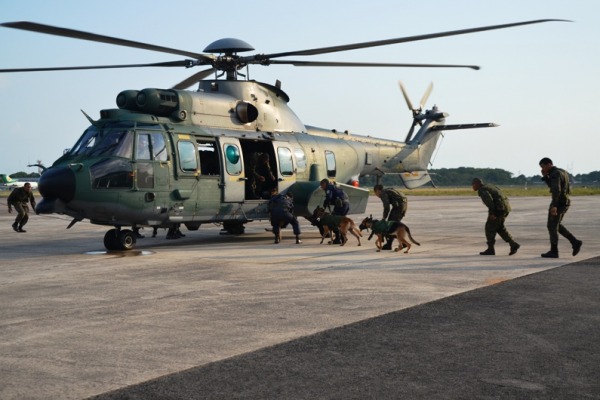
top-left (484, 213), bottom-right (514, 246)
top-left (547, 205), bottom-right (575, 245)
top-left (11, 202), bottom-right (30, 227)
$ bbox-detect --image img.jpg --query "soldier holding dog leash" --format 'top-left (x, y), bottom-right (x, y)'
top-left (320, 179), bottom-right (350, 244)
top-left (373, 184), bottom-right (407, 250)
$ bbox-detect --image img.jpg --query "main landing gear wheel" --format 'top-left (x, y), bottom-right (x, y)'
top-left (104, 228), bottom-right (137, 251)
top-left (222, 221), bottom-right (246, 235)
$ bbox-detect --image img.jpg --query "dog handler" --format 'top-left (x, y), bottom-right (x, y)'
top-left (268, 188), bottom-right (302, 244)
top-left (320, 179), bottom-right (350, 244)
top-left (373, 184), bottom-right (407, 250)
top-left (471, 178), bottom-right (520, 256)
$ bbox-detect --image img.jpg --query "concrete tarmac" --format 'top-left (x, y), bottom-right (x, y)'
top-left (0, 195), bottom-right (598, 399)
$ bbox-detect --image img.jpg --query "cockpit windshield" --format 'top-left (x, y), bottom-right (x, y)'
top-left (69, 123), bottom-right (134, 158)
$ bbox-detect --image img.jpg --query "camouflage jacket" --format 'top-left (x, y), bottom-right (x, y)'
top-left (8, 187), bottom-right (36, 207)
top-left (477, 184), bottom-right (511, 216)
top-left (380, 188), bottom-right (407, 220)
top-left (542, 166), bottom-right (571, 208)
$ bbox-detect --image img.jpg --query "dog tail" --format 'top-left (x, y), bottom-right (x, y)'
top-left (405, 226), bottom-right (421, 246)
top-left (352, 224), bottom-right (363, 237)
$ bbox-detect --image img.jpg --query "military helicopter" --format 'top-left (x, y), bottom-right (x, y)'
top-left (0, 19), bottom-right (565, 250)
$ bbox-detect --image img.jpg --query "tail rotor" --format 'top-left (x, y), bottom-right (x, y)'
top-left (399, 81), bottom-right (433, 142)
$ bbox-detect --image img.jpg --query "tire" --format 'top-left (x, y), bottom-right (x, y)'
top-left (222, 221), bottom-right (245, 235)
top-left (103, 229), bottom-right (119, 251)
top-left (117, 229), bottom-right (137, 250)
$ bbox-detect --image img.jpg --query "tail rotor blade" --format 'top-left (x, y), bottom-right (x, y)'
top-left (419, 82), bottom-right (433, 109)
top-left (398, 81), bottom-right (414, 111)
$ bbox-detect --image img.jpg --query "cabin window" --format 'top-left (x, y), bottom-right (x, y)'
top-left (178, 141), bottom-right (198, 172)
top-left (277, 147), bottom-right (294, 176)
top-left (325, 150), bottom-right (336, 178)
top-left (197, 140), bottom-right (220, 175)
top-left (224, 144), bottom-right (242, 175)
top-left (294, 148), bottom-right (307, 172)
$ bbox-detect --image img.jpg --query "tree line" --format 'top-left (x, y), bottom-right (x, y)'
top-left (359, 167), bottom-right (600, 187)
top-left (11, 167), bottom-right (600, 187)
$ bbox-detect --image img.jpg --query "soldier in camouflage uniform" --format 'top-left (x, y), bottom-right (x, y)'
top-left (7, 182), bottom-right (36, 233)
top-left (472, 178), bottom-right (520, 256)
top-left (539, 157), bottom-right (582, 258)
top-left (373, 184), bottom-right (407, 250)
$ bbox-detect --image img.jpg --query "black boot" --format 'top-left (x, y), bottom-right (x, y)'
top-left (509, 242), bottom-right (520, 256)
top-left (541, 244), bottom-right (559, 258)
top-left (274, 234), bottom-right (280, 244)
top-left (571, 239), bottom-right (583, 256)
top-left (331, 232), bottom-right (341, 245)
top-left (12, 222), bottom-right (19, 232)
top-left (382, 236), bottom-right (393, 250)
top-left (296, 235), bottom-right (302, 244)
top-left (480, 247), bottom-right (495, 256)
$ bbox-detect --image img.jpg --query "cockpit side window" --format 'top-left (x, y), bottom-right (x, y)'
top-left (135, 134), bottom-right (152, 160)
top-left (151, 133), bottom-right (168, 162)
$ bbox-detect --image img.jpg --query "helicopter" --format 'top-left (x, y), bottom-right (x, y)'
top-left (0, 19), bottom-right (566, 251)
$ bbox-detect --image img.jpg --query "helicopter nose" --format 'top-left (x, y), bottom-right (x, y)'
top-left (38, 166), bottom-right (76, 203)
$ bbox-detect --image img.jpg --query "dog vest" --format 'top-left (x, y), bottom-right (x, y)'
top-left (319, 213), bottom-right (344, 228)
top-left (371, 219), bottom-right (398, 235)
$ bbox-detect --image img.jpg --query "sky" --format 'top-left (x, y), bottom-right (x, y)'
top-left (1, 0), bottom-right (598, 177)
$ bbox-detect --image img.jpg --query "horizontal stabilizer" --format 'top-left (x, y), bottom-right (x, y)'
top-left (430, 123), bottom-right (498, 131)
top-left (399, 171), bottom-right (432, 189)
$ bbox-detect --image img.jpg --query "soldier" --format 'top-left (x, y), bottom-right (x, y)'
top-left (373, 184), bottom-right (408, 250)
top-left (539, 157), bottom-right (582, 258)
top-left (320, 179), bottom-right (350, 244)
top-left (268, 188), bottom-right (301, 244)
top-left (7, 182), bottom-right (36, 233)
top-left (253, 153), bottom-right (277, 199)
top-left (472, 178), bottom-right (520, 256)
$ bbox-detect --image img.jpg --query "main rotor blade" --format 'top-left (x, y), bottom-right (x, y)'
top-left (1, 21), bottom-right (211, 61)
top-left (252, 19), bottom-right (570, 60)
top-left (172, 68), bottom-right (216, 90)
top-left (267, 60), bottom-right (480, 70)
top-left (0, 60), bottom-right (195, 73)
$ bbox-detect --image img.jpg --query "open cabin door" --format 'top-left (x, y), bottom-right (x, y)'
top-left (218, 137), bottom-right (246, 202)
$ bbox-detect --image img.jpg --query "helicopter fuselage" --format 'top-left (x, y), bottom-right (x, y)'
top-left (36, 79), bottom-right (443, 249)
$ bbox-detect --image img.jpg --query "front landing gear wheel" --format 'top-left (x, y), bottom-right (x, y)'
top-left (103, 228), bottom-right (137, 250)
top-left (104, 229), bottom-right (119, 250)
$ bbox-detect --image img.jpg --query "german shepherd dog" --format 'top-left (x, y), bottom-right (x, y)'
top-left (359, 215), bottom-right (420, 253)
top-left (312, 206), bottom-right (362, 246)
